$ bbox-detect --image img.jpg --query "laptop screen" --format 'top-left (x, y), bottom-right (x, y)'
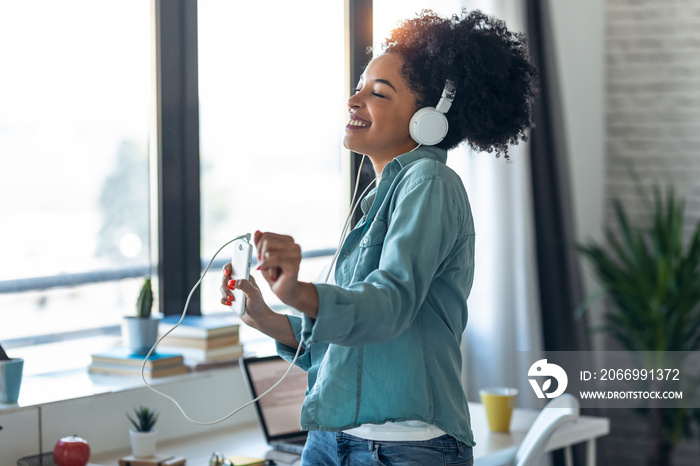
top-left (240, 355), bottom-right (308, 442)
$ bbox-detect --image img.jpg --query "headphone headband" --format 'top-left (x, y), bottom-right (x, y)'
top-left (435, 79), bottom-right (457, 114)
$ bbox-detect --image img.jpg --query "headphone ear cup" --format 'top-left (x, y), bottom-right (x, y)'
top-left (409, 107), bottom-right (449, 146)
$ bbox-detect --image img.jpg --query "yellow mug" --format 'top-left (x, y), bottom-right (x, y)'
top-left (479, 387), bottom-right (518, 432)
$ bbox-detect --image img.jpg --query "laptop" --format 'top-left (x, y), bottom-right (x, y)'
top-left (240, 355), bottom-right (308, 455)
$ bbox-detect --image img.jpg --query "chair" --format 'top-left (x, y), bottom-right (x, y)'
top-left (476, 394), bottom-right (580, 466)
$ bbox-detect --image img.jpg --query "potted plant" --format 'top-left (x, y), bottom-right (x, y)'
top-left (578, 184), bottom-right (700, 466)
top-left (122, 278), bottom-right (160, 355)
top-left (127, 406), bottom-right (159, 458)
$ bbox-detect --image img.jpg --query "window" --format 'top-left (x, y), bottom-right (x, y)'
top-left (0, 1), bottom-right (151, 374)
top-left (0, 0), bottom-right (350, 373)
top-left (197, 0), bottom-right (346, 312)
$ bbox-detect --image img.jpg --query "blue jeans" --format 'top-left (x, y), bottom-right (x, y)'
top-left (301, 430), bottom-right (474, 465)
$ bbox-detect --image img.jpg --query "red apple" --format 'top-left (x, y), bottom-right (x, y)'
top-left (53, 435), bottom-right (91, 466)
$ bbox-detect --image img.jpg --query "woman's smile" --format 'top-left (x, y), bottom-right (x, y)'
top-left (346, 114), bottom-right (371, 129)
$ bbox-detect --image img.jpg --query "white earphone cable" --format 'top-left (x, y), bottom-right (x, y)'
top-left (323, 154), bottom-right (376, 284)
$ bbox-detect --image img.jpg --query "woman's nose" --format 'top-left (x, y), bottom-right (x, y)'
top-left (347, 92), bottom-right (362, 109)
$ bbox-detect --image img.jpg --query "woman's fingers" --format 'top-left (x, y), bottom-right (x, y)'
top-left (252, 231), bottom-right (304, 304)
top-left (254, 232), bottom-right (301, 284)
top-left (256, 233), bottom-right (294, 258)
top-left (220, 263), bottom-right (234, 306)
top-left (236, 276), bottom-right (259, 297)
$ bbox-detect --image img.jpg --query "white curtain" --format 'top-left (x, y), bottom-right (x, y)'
top-left (450, 0), bottom-right (544, 410)
top-left (452, 144), bottom-right (544, 410)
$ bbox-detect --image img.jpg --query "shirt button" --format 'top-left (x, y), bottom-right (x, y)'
top-left (343, 251), bottom-right (350, 258)
top-left (362, 237), bottom-right (369, 245)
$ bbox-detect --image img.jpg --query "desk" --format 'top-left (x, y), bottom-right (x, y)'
top-left (90, 403), bottom-right (609, 465)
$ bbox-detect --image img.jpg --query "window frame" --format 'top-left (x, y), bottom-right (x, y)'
top-left (153, 0), bottom-right (203, 317)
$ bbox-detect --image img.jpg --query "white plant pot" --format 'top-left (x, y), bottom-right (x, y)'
top-left (122, 317), bottom-right (160, 355)
top-left (129, 429), bottom-right (158, 458)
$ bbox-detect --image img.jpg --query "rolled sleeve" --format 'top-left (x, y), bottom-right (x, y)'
top-left (302, 283), bottom-right (358, 344)
top-left (275, 314), bottom-right (314, 371)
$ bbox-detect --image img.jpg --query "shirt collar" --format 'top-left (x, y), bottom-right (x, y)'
top-left (381, 145), bottom-right (448, 181)
top-left (360, 188), bottom-right (377, 215)
top-left (360, 146), bottom-right (448, 215)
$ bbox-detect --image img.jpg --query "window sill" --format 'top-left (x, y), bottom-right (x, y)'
top-left (2, 336), bottom-right (276, 414)
top-left (2, 366), bottom-right (191, 414)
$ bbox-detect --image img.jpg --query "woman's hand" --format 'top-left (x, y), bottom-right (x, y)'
top-left (254, 231), bottom-right (319, 318)
top-left (254, 231), bottom-right (302, 304)
top-left (220, 263), bottom-right (303, 350)
top-left (220, 263), bottom-right (273, 330)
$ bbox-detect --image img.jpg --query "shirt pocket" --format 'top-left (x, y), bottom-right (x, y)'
top-left (351, 219), bottom-right (388, 281)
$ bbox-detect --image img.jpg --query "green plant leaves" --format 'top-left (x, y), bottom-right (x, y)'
top-left (136, 278), bottom-right (154, 319)
top-left (578, 185), bottom-right (700, 353)
top-left (127, 406), bottom-right (158, 432)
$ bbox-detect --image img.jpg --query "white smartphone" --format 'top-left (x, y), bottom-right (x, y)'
top-left (230, 237), bottom-right (253, 316)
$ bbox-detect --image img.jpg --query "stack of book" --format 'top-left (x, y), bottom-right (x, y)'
top-left (88, 347), bottom-right (188, 378)
top-left (157, 315), bottom-right (244, 369)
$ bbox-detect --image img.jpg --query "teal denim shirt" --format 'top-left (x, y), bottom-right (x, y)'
top-left (277, 146), bottom-right (476, 447)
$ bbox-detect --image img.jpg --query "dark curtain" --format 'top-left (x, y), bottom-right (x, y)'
top-left (525, 0), bottom-right (596, 463)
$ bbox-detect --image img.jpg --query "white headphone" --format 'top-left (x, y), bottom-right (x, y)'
top-left (409, 79), bottom-right (457, 146)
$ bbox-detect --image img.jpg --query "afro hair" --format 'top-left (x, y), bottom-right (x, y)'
top-left (382, 9), bottom-right (538, 158)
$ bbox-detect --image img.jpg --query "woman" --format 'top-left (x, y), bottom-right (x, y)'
top-left (221, 9), bottom-right (536, 465)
